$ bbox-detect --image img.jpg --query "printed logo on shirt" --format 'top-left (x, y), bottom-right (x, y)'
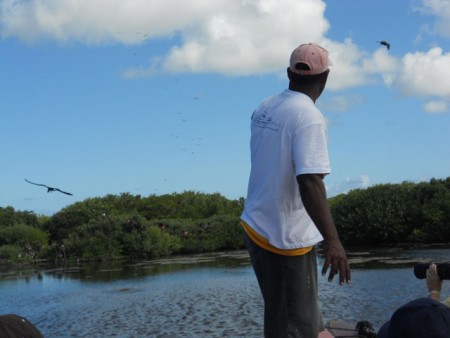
top-left (252, 112), bottom-right (280, 131)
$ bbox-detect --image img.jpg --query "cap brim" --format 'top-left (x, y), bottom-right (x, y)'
top-left (377, 321), bottom-right (390, 338)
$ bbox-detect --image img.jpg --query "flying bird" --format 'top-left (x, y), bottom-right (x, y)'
top-left (25, 179), bottom-right (73, 196)
top-left (377, 40), bottom-right (391, 50)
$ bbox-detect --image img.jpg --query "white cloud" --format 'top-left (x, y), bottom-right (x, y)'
top-left (158, 0), bottom-right (330, 75)
top-left (326, 175), bottom-right (371, 197)
top-left (394, 47), bottom-right (450, 97)
top-left (0, 0), bottom-right (330, 74)
top-left (318, 95), bottom-right (365, 113)
top-left (363, 48), bottom-right (400, 86)
top-left (123, 64), bottom-right (157, 79)
top-left (0, 0), bottom-right (222, 44)
top-left (322, 38), bottom-right (369, 90)
top-left (424, 99), bottom-right (448, 113)
top-left (414, 0), bottom-right (450, 38)
top-left (1, 0), bottom-right (449, 104)
top-left (0, 0), bottom-right (369, 90)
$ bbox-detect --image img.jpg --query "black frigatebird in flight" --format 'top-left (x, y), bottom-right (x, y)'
top-left (377, 40), bottom-right (391, 50)
top-left (25, 179), bottom-right (73, 196)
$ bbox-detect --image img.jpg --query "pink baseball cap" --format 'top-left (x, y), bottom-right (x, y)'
top-left (289, 43), bottom-right (331, 75)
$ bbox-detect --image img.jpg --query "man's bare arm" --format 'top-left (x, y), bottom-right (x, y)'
top-left (297, 174), bottom-right (351, 285)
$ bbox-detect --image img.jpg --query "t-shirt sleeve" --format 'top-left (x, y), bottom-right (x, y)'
top-left (293, 123), bottom-right (331, 176)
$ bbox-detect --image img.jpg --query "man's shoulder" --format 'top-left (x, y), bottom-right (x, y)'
top-left (260, 89), bottom-right (290, 105)
top-left (253, 89), bottom-right (322, 125)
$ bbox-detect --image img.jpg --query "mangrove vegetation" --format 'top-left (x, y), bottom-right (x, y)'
top-left (1, 177), bottom-right (449, 264)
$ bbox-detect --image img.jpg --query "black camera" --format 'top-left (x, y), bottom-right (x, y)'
top-left (414, 263), bottom-right (450, 280)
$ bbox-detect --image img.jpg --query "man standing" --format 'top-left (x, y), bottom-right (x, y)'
top-left (241, 43), bottom-right (351, 338)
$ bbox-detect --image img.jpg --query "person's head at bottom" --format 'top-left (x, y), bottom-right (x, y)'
top-left (0, 314), bottom-right (44, 338)
top-left (378, 297), bottom-right (450, 338)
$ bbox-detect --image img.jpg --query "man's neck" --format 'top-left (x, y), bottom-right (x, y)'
top-left (289, 84), bottom-right (317, 103)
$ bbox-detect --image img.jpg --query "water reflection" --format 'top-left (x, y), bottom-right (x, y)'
top-left (1, 245), bottom-right (450, 337)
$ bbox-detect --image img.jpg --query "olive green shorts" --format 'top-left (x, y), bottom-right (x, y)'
top-left (244, 231), bottom-right (323, 338)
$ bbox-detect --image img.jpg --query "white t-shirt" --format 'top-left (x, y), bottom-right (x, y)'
top-left (241, 89), bottom-right (331, 249)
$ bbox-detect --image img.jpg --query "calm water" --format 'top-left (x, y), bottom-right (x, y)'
top-left (1, 245), bottom-right (450, 337)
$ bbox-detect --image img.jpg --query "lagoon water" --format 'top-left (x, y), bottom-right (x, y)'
top-left (1, 246), bottom-right (450, 337)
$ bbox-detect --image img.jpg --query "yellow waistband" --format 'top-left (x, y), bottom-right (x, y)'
top-left (241, 221), bottom-right (312, 256)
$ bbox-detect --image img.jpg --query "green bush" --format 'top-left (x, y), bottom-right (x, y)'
top-left (203, 215), bottom-right (244, 250)
top-left (0, 224), bottom-right (48, 259)
top-left (2, 178), bottom-right (449, 263)
top-left (150, 215), bottom-right (243, 254)
top-left (141, 226), bottom-right (182, 258)
top-left (330, 178), bottom-right (450, 245)
top-left (0, 244), bottom-right (24, 262)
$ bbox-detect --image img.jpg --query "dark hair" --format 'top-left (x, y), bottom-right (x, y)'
top-left (287, 67), bottom-right (329, 85)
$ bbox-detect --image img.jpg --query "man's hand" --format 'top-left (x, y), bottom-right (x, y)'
top-left (321, 238), bottom-right (351, 285)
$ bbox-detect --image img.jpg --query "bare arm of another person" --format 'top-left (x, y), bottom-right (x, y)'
top-left (297, 173), bottom-right (351, 285)
top-left (427, 263), bottom-right (443, 300)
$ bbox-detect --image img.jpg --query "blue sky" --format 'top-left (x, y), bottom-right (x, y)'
top-left (1, 0), bottom-right (449, 215)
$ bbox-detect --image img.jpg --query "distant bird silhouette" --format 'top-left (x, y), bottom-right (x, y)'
top-left (25, 179), bottom-right (73, 196)
top-left (377, 40), bottom-right (390, 50)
